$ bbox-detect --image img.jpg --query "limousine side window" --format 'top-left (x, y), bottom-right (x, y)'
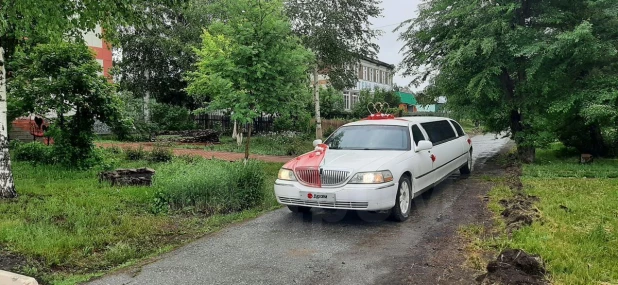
top-left (420, 120), bottom-right (457, 145)
top-left (450, 120), bottom-right (465, 137)
top-left (411, 125), bottom-right (425, 146)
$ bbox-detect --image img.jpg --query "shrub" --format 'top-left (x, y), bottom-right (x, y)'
top-left (11, 141), bottom-right (55, 164)
top-left (148, 146), bottom-right (173, 163)
top-left (175, 154), bottom-right (205, 164)
top-left (153, 160), bottom-right (266, 213)
top-left (125, 146), bottom-right (147, 161)
top-left (151, 103), bottom-right (197, 131)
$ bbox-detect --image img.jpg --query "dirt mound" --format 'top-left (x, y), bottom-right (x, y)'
top-left (99, 168), bottom-right (155, 186)
top-left (477, 249), bottom-right (547, 285)
top-left (0, 247), bottom-right (28, 272)
top-left (499, 194), bottom-right (539, 232)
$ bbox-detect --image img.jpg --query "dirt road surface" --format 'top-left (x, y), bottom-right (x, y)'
top-left (87, 133), bottom-right (511, 285)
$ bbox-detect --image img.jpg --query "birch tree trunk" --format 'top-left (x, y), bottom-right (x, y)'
top-left (232, 120), bottom-right (237, 139)
top-left (144, 71), bottom-right (151, 123)
top-left (313, 67), bottom-right (323, 139)
top-left (0, 47), bottom-right (17, 198)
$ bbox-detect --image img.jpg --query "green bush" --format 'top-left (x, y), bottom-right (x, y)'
top-left (153, 160), bottom-right (266, 213)
top-left (125, 146), bottom-right (147, 161)
top-left (148, 146), bottom-right (173, 163)
top-left (11, 141), bottom-right (55, 164)
top-left (285, 140), bottom-right (311, 156)
top-left (151, 103), bottom-right (197, 131)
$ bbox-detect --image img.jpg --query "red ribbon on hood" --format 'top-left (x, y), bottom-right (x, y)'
top-left (283, 144), bottom-right (329, 187)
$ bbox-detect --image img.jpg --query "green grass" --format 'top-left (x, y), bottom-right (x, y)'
top-left (483, 143), bottom-right (618, 285)
top-left (459, 119), bottom-right (483, 135)
top-left (203, 135), bottom-right (314, 156)
top-left (0, 158), bottom-right (282, 285)
top-left (97, 133), bottom-right (315, 157)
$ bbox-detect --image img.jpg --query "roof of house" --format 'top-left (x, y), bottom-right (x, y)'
top-left (360, 56), bottom-right (396, 69)
top-left (397, 91), bottom-right (417, 105)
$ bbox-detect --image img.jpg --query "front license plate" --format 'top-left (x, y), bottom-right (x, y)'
top-left (300, 191), bottom-right (335, 203)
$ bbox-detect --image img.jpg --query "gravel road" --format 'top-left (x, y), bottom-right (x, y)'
top-left (87, 133), bottom-right (511, 285)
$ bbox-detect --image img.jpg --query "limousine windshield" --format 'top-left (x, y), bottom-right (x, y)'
top-left (325, 125), bottom-right (411, 151)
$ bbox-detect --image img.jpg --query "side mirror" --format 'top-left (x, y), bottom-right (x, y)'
top-left (416, 140), bottom-right (433, 152)
top-left (313, 139), bottom-right (323, 147)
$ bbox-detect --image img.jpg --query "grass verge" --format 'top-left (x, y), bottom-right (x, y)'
top-left (471, 143), bottom-right (618, 285)
top-left (0, 156), bottom-right (282, 285)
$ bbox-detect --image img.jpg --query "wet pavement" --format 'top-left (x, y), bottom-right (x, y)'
top-left (86, 133), bottom-right (512, 285)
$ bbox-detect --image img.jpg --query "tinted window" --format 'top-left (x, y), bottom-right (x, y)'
top-left (450, 120), bottom-right (465, 137)
top-left (325, 125), bottom-right (411, 151)
top-left (411, 125), bottom-right (425, 146)
top-left (420, 120), bottom-right (457, 145)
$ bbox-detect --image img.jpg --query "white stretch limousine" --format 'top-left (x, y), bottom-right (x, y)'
top-left (274, 115), bottom-right (472, 222)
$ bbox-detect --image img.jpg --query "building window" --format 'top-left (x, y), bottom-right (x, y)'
top-left (363, 66), bottom-right (367, 80)
top-left (352, 92), bottom-right (359, 108)
top-left (381, 71), bottom-right (385, 84)
top-left (369, 68), bottom-right (374, 82)
top-left (343, 92), bottom-right (351, 110)
top-left (376, 70), bottom-right (380, 84)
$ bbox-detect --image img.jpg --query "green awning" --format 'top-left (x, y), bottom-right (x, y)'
top-left (397, 91), bottom-right (417, 105)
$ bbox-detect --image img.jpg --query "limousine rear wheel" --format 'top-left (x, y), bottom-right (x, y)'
top-left (390, 176), bottom-right (412, 222)
top-left (460, 150), bottom-right (472, 175)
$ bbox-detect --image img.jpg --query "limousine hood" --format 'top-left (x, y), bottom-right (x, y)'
top-left (320, 150), bottom-right (406, 172)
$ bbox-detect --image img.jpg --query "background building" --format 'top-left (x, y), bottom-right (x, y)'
top-left (317, 57), bottom-right (395, 111)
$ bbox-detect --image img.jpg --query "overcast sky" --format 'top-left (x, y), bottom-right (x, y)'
top-left (371, 0), bottom-right (424, 92)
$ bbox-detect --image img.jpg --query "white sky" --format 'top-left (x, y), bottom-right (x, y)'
top-left (371, 0), bottom-right (425, 92)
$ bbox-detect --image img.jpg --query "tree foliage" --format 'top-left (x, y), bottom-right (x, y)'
top-left (185, 0), bottom-right (313, 158)
top-left (399, 0), bottom-right (618, 161)
top-left (312, 87), bottom-right (346, 119)
top-left (285, 0), bottom-right (382, 90)
top-left (9, 42), bottom-right (124, 167)
top-left (351, 88), bottom-right (401, 118)
top-left (115, 0), bottom-right (208, 107)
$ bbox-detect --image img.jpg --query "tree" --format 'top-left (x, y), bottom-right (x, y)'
top-left (312, 87), bottom-right (346, 119)
top-left (398, 0), bottom-right (618, 162)
top-left (285, 0), bottom-right (383, 139)
top-left (186, 0), bottom-right (313, 160)
top-left (351, 88), bottom-right (401, 118)
top-left (0, 0), bottom-right (169, 197)
top-left (115, 0), bottom-right (209, 109)
top-left (9, 42), bottom-right (124, 168)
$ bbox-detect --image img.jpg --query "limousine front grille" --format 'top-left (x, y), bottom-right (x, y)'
top-left (278, 197), bottom-right (369, 209)
top-left (295, 167), bottom-right (350, 187)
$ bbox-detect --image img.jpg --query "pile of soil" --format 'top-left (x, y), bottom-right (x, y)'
top-left (99, 168), bottom-right (155, 186)
top-left (477, 249), bottom-right (547, 285)
top-left (499, 194), bottom-right (540, 232)
top-left (156, 130), bottom-right (219, 144)
top-left (0, 247), bottom-right (28, 272)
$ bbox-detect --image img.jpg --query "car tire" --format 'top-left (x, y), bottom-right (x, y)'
top-left (460, 150), bottom-right (472, 175)
top-left (390, 176), bottom-right (412, 222)
top-left (287, 205), bottom-right (311, 213)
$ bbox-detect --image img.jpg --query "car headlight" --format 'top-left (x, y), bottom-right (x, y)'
top-left (278, 168), bottom-right (297, 181)
top-left (348, 171), bottom-right (394, 184)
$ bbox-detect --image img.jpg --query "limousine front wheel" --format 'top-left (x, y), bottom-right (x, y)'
top-left (390, 176), bottom-right (412, 222)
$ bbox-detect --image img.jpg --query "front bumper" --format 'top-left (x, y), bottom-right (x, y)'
top-left (274, 180), bottom-right (398, 211)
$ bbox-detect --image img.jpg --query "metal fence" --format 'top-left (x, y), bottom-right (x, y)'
top-left (194, 111), bottom-right (276, 134)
